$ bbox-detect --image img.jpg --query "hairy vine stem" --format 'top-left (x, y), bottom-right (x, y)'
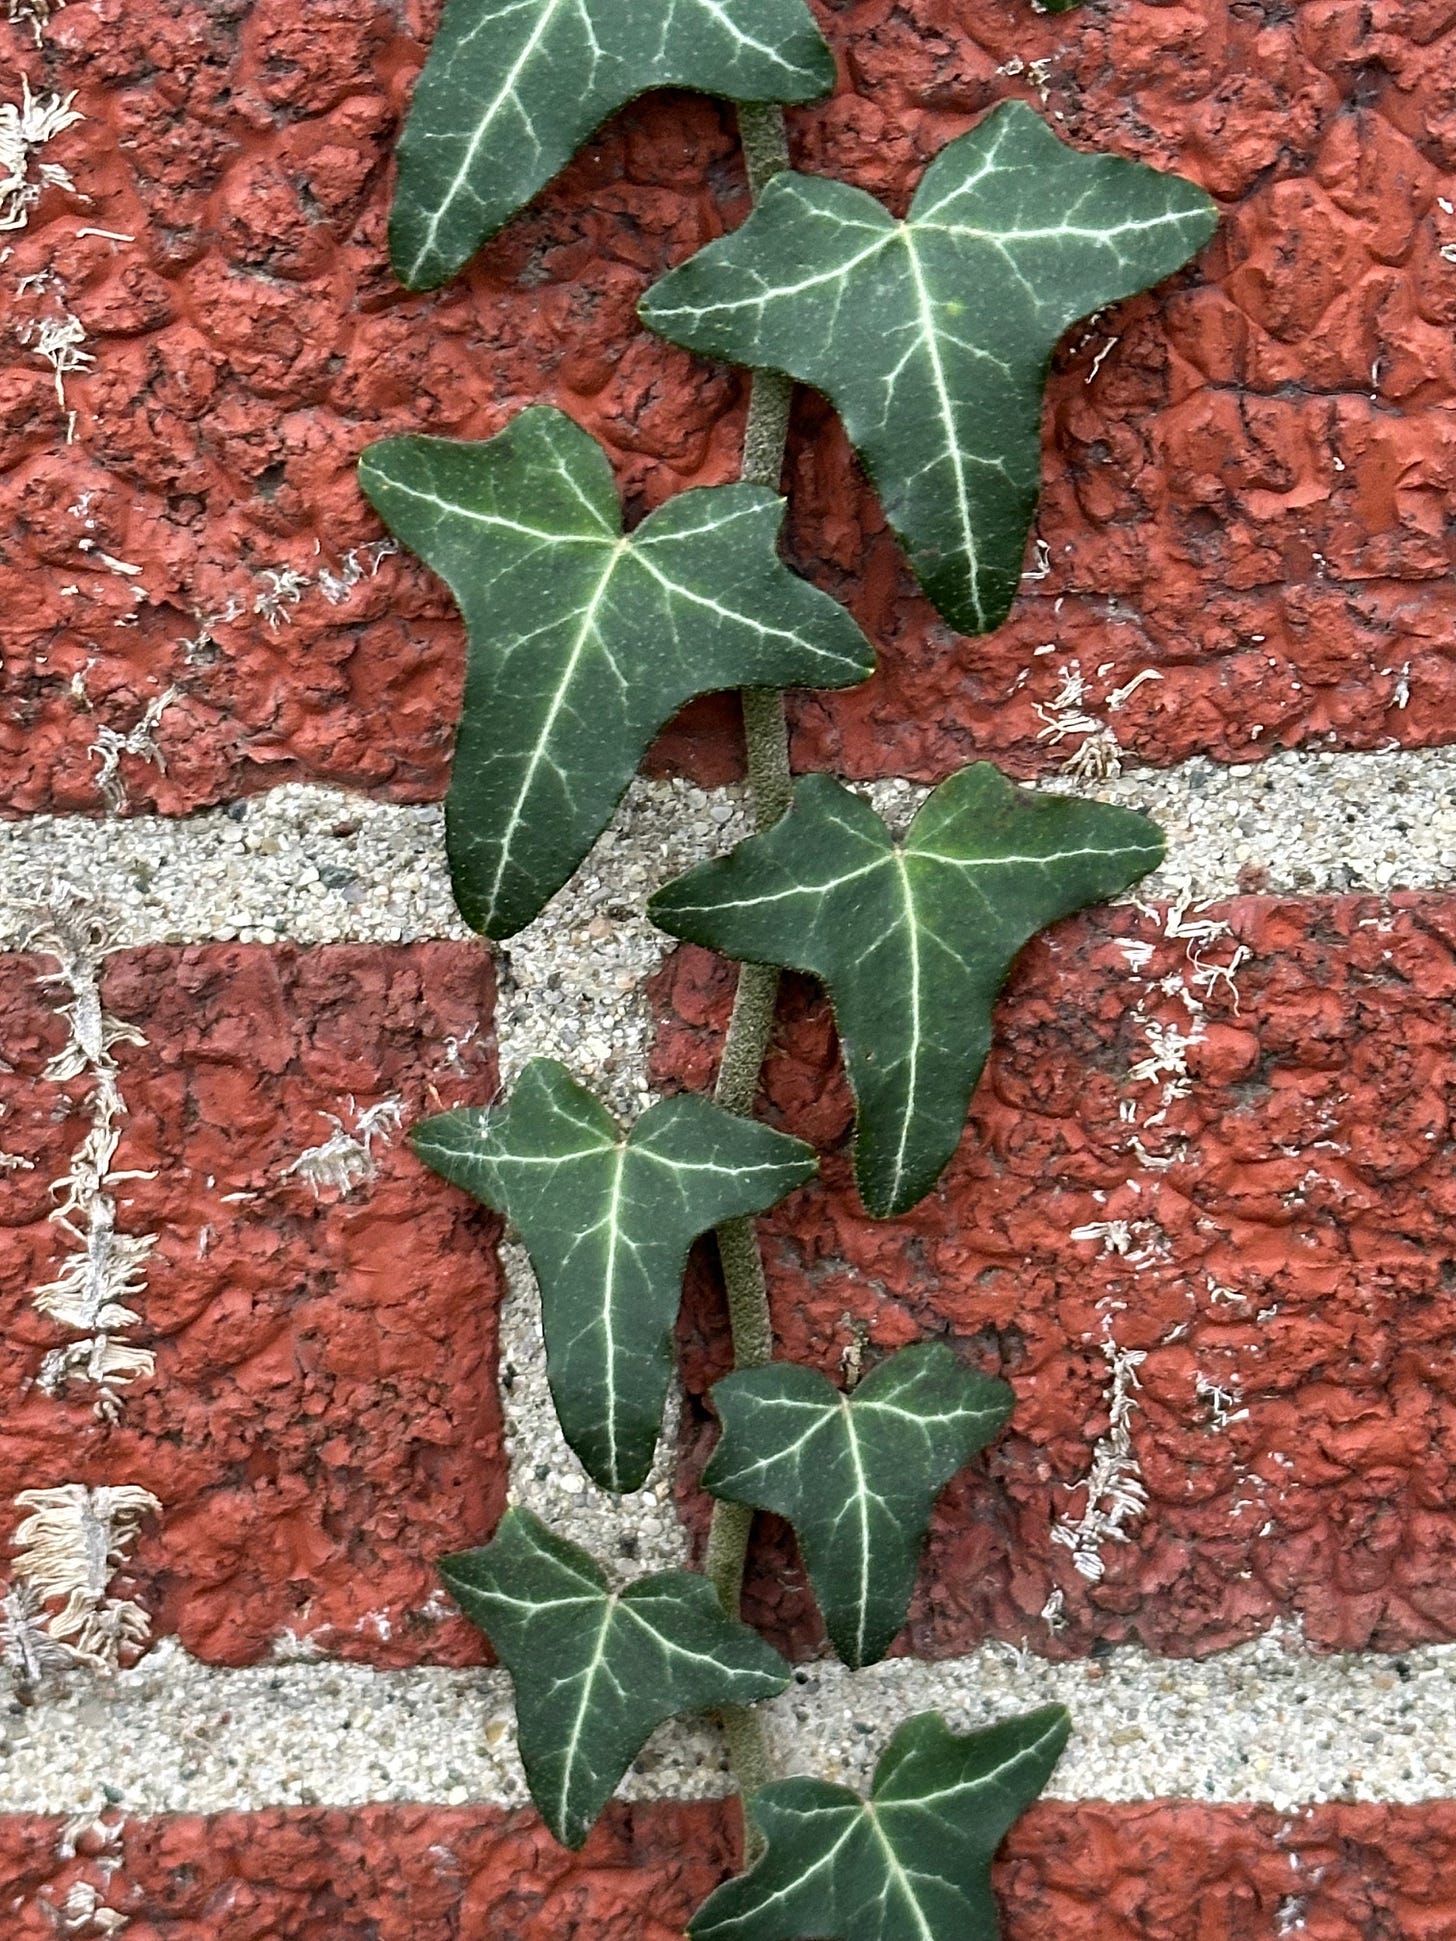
top-left (704, 97), bottom-right (798, 1847)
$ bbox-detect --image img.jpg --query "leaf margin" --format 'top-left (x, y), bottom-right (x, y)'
top-left (702, 1340), bottom-right (1014, 1667)
top-left (649, 762), bottom-right (1166, 1219)
top-left (390, 0), bottom-right (839, 290)
top-left (359, 405), bottom-right (875, 940)
top-left (413, 1056), bottom-right (819, 1492)
top-left (441, 1505), bottom-right (793, 1849)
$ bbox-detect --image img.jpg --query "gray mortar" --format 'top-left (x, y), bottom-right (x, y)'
top-left (3, 1629), bottom-right (1454, 1815)
top-left (0, 777), bottom-right (752, 1121)
top-left (3, 747), bottom-right (1456, 968)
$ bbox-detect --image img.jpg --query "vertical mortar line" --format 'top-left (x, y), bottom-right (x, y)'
top-left (702, 99), bottom-right (799, 1852)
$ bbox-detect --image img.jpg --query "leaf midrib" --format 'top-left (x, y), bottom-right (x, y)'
top-left (557, 1586), bottom-right (618, 1830)
top-left (632, 546), bottom-right (809, 653)
top-left (839, 1395), bottom-right (873, 1665)
top-left (888, 848), bottom-right (923, 1207)
top-left (600, 1142), bottom-right (629, 1490)
top-left (483, 533), bottom-right (629, 925)
top-left (359, 468), bottom-right (609, 550)
top-left (899, 227), bottom-right (982, 627)
top-left (865, 1799), bottom-right (938, 1941)
top-left (878, 1716), bottom-right (1069, 1814)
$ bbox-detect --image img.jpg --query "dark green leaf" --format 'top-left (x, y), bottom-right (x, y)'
top-left (651, 763), bottom-right (1163, 1218)
top-left (690, 1705), bottom-right (1070, 1940)
top-left (443, 1508), bottom-right (790, 1847)
top-left (703, 1343), bottom-right (1011, 1667)
top-left (641, 100), bottom-right (1216, 635)
top-left (390, 0), bottom-right (836, 290)
top-left (414, 1059), bottom-right (817, 1493)
top-left (360, 408), bottom-right (874, 938)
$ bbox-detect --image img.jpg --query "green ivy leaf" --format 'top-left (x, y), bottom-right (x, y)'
top-left (414, 1059), bottom-right (817, 1493)
top-left (651, 764), bottom-right (1163, 1218)
top-left (360, 408), bottom-right (874, 939)
top-left (641, 100), bottom-right (1216, 636)
top-left (703, 1343), bottom-right (1011, 1667)
top-left (390, 0), bottom-right (837, 290)
top-left (442, 1508), bottom-right (790, 1848)
top-left (690, 1705), bottom-right (1070, 1940)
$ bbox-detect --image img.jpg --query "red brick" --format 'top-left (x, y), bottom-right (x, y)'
top-left (652, 895), bottom-right (1456, 1660)
top-left (0, 942), bottom-right (501, 1667)
top-left (2, 2), bottom-right (1455, 812)
top-left (3, 1801), bottom-right (1456, 1939)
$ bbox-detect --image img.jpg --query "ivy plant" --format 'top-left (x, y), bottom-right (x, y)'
top-left (690, 1708), bottom-right (1071, 1939)
top-left (414, 1058), bottom-right (817, 1492)
top-left (703, 1342), bottom-right (1014, 1668)
top-left (651, 766), bottom-right (1163, 1217)
top-left (361, 410), bottom-right (872, 938)
top-left (381, 3), bottom-right (1216, 1931)
top-left (390, 0), bottom-right (837, 290)
top-left (640, 101), bottom-right (1216, 634)
top-left (442, 1508), bottom-right (791, 1847)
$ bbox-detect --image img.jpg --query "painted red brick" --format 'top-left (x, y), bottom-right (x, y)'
top-left (0, 942), bottom-right (501, 1667)
top-left (0, 1804), bottom-right (734, 1941)
top-left (2, 1), bottom-right (1454, 813)
top-left (653, 895), bottom-right (1456, 1660)
top-left (3, 1801), bottom-right (1456, 1939)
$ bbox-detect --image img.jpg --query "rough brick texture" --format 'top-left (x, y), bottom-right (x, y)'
top-left (0, 942), bottom-right (501, 1667)
top-left (653, 895), bottom-right (1456, 1661)
top-left (3, 0), bottom-right (1455, 813)
top-left (9, 897), bottom-right (1456, 1670)
top-left (5, 1802), bottom-right (1456, 1938)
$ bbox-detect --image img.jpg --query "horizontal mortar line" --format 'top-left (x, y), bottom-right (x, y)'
top-left (2, 743), bottom-right (1456, 951)
top-left (3, 1630), bottom-right (1453, 1818)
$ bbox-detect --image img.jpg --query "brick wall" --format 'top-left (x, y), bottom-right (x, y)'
top-left (3, 0), bottom-right (1455, 1931)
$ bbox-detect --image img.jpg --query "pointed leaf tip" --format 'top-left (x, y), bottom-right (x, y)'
top-left (642, 100), bottom-right (1217, 635)
top-left (390, 0), bottom-right (837, 289)
top-left (690, 1704), bottom-right (1071, 1939)
top-left (442, 1509), bottom-right (790, 1849)
top-left (414, 1059), bottom-right (817, 1493)
top-left (359, 408), bottom-right (873, 939)
top-left (704, 1342), bottom-right (1013, 1667)
top-left (650, 763), bottom-right (1164, 1218)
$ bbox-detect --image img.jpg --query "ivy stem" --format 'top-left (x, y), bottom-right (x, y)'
top-left (703, 97), bottom-right (798, 1860)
